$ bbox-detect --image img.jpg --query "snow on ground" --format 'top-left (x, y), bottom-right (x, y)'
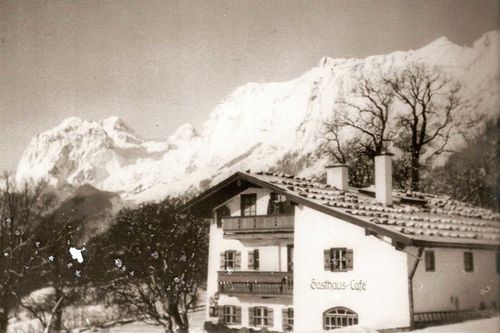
top-left (99, 316), bottom-right (499, 333)
top-left (104, 308), bottom-right (206, 333)
top-left (409, 316), bottom-right (500, 333)
top-left (9, 314), bottom-right (499, 333)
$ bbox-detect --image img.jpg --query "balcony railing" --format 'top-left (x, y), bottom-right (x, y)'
top-left (218, 271), bottom-right (293, 296)
top-left (221, 215), bottom-right (294, 234)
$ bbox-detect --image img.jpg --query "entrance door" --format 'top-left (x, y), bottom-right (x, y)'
top-left (287, 245), bottom-right (294, 272)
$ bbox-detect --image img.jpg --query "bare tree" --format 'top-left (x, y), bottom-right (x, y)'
top-left (20, 215), bottom-right (85, 333)
top-left (19, 289), bottom-right (66, 333)
top-left (0, 174), bottom-right (56, 333)
top-left (321, 118), bottom-right (350, 164)
top-left (321, 73), bottom-right (397, 187)
top-left (425, 119), bottom-right (498, 210)
top-left (337, 74), bottom-right (397, 156)
top-left (385, 62), bottom-right (462, 190)
top-left (88, 199), bottom-right (208, 333)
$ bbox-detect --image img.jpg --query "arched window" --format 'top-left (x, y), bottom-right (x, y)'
top-left (215, 205), bottom-right (230, 228)
top-left (323, 307), bottom-right (358, 330)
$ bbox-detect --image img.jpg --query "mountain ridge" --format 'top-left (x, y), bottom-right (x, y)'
top-left (16, 31), bottom-right (500, 202)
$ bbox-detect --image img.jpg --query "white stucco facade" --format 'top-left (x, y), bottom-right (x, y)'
top-left (293, 205), bottom-right (411, 332)
top-left (206, 187), bottom-right (293, 332)
top-left (409, 247), bottom-right (499, 313)
top-left (203, 182), bottom-right (499, 332)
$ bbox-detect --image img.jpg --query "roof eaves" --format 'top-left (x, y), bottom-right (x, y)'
top-left (178, 172), bottom-right (243, 213)
top-left (409, 237), bottom-right (500, 250)
top-left (239, 173), bottom-right (412, 245)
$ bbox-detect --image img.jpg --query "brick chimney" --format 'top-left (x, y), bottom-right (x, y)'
top-left (325, 164), bottom-right (348, 190)
top-left (374, 153), bottom-right (393, 206)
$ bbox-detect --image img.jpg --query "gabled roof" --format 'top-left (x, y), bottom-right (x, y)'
top-left (181, 171), bottom-right (500, 250)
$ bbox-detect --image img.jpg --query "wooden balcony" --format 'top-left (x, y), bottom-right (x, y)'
top-left (218, 271), bottom-right (293, 297)
top-left (221, 215), bottom-right (294, 237)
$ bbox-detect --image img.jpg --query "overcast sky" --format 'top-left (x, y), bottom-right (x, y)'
top-left (1, 0), bottom-right (498, 171)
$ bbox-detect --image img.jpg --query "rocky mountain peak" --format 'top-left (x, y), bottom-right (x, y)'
top-left (15, 31), bottom-right (500, 202)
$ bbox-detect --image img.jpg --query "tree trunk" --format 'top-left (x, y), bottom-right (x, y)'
top-left (160, 314), bottom-right (174, 333)
top-left (45, 293), bottom-right (65, 333)
top-left (168, 303), bottom-right (189, 333)
top-left (0, 307), bottom-right (7, 333)
top-left (50, 304), bottom-right (62, 333)
top-left (410, 151), bottom-right (421, 191)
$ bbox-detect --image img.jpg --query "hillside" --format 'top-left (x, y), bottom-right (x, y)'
top-left (48, 184), bottom-right (125, 240)
top-left (15, 31), bottom-right (500, 202)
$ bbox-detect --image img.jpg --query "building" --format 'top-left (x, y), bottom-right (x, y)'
top-left (181, 154), bottom-right (500, 332)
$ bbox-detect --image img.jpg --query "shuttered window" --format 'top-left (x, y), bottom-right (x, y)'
top-left (220, 250), bottom-right (241, 270)
top-left (249, 307), bottom-right (273, 327)
top-left (464, 252), bottom-right (474, 272)
top-left (241, 194), bottom-right (257, 216)
top-left (496, 251), bottom-right (500, 274)
top-left (324, 248), bottom-right (353, 271)
top-left (282, 307), bottom-right (294, 331)
top-left (217, 305), bottom-right (241, 325)
top-left (248, 249), bottom-right (260, 270)
top-left (425, 250), bottom-right (435, 272)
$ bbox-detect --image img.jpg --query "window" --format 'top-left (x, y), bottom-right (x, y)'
top-left (464, 252), bottom-right (474, 272)
top-left (287, 245), bottom-right (294, 272)
top-left (209, 306), bottom-right (218, 317)
top-left (324, 248), bottom-right (353, 271)
top-left (220, 250), bottom-right (240, 270)
top-left (496, 251), bottom-right (500, 274)
top-left (248, 249), bottom-right (260, 270)
top-left (217, 305), bottom-right (241, 324)
top-left (323, 307), bottom-right (358, 330)
top-left (249, 307), bottom-right (273, 327)
top-left (267, 192), bottom-right (293, 215)
top-left (282, 307), bottom-right (294, 331)
top-left (224, 306), bottom-right (237, 324)
top-left (241, 194), bottom-right (257, 216)
top-left (224, 251), bottom-right (235, 269)
top-left (425, 250), bottom-right (435, 272)
top-left (254, 307), bottom-right (269, 326)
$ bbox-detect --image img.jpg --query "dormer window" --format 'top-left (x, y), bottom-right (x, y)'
top-left (241, 194), bottom-right (257, 216)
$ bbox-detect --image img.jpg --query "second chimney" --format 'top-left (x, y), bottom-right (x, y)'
top-left (325, 164), bottom-right (348, 190)
top-left (375, 153), bottom-right (393, 206)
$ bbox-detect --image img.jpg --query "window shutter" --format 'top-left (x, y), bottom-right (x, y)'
top-left (254, 249), bottom-right (260, 270)
top-left (248, 307), bottom-right (255, 326)
top-left (235, 251), bottom-right (241, 269)
top-left (248, 250), bottom-right (254, 270)
top-left (267, 307), bottom-right (274, 327)
top-left (217, 306), bottom-right (224, 323)
top-left (235, 306), bottom-right (241, 324)
top-left (346, 249), bottom-right (354, 270)
top-left (282, 308), bottom-right (288, 330)
top-left (324, 249), bottom-right (332, 271)
top-left (220, 252), bottom-right (226, 270)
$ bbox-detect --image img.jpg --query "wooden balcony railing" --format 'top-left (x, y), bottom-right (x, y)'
top-left (221, 215), bottom-right (294, 234)
top-left (414, 309), bottom-right (496, 328)
top-left (218, 271), bottom-right (293, 296)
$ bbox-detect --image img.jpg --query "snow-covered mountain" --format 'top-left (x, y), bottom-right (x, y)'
top-left (16, 31), bottom-right (500, 202)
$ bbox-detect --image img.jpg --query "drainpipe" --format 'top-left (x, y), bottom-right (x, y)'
top-left (408, 247), bottom-right (424, 330)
